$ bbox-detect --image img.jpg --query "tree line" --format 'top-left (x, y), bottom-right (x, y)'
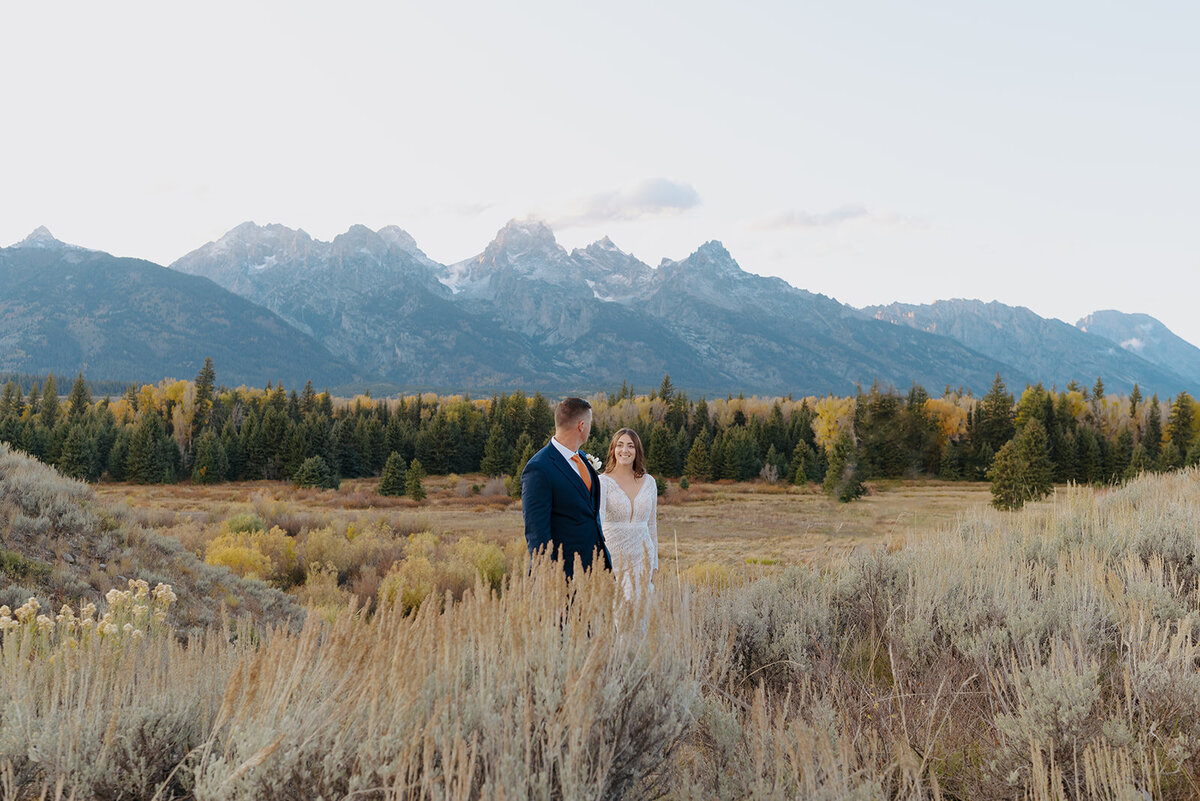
top-left (0, 364), bottom-right (1197, 508)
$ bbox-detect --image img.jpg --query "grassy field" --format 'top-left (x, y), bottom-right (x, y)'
top-left (7, 441), bottom-right (1200, 798)
top-left (92, 476), bottom-right (995, 574)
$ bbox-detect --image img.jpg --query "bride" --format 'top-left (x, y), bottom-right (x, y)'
top-left (598, 428), bottom-right (658, 601)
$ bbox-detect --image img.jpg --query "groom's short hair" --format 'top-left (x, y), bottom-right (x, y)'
top-left (555, 397), bottom-right (592, 428)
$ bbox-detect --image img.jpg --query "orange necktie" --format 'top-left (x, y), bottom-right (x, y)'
top-left (570, 454), bottom-right (592, 491)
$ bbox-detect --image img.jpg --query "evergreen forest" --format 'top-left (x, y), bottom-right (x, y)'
top-left (1, 361), bottom-right (1198, 507)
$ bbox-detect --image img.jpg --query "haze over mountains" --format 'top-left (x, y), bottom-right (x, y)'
top-left (2, 222), bottom-right (1198, 397)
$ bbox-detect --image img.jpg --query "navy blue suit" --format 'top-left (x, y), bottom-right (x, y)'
top-left (522, 443), bottom-right (611, 578)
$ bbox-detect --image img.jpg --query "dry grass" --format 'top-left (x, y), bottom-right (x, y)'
top-left (8, 449), bottom-right (1200, 798)
top-left (93, 476), bottom-right (994, 577)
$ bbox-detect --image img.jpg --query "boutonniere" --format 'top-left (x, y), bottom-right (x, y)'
top-left (585, 453), bottom-right (602, 472)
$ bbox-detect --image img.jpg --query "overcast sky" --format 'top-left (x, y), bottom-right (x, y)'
top-left (3, 1), bottom-right (1198, 347)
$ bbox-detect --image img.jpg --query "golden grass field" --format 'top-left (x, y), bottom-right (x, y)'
top-left (8, 438), bottom-right (1200, 799)
top-left (93, 476), bottom-right (995, 573)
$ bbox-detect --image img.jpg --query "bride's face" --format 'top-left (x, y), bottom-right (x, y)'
top-left (614, 434), bottom-right (637, 467)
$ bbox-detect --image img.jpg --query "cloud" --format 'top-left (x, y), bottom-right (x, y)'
top-left (753, 204), bottom-right (871, 230)
top-left (550, 178), bottom-right (701, 228)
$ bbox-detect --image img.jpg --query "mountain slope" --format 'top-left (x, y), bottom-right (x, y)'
top-left (166, 219), bottom-right (1029, 395)
top-left (1077, 310), bottom-right (1200, 390)
top-left (0, 232), bottom-right (355, 387)
top-left (643, 243), bottom-right (1024, 395)
top-left (171, 222), bottom-right (554, 389)
top-left (866, 299), bottom-right (1191, 395)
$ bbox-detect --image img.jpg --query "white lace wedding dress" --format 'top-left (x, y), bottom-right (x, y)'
top-left (598, 473), bottom-right (658, 601)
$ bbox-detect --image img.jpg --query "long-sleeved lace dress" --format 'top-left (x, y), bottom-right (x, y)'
top-left (598, 473), bottom-right (658, 600)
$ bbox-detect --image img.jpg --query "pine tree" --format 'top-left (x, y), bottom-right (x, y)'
top-left (191, 429), bottom-right (229, 484)
top-left (58, 424), bottom-right (97, 482)
top-left (39, 375), bottom-right (59, 429)
top-left (379, 452), bottom-right (408, 495)
top-left (1125, 443), bottom-right (1151, 479)
top-left (127, 411), bottom-right (169, 484)
top-left (299, 381), bottom-right (318, 416)
top-left (509, 432), bottom-right (533, 476)
top-left (500, 392), bottom-right (530, 445)
top-left (105, 431), bottom-right (129, 481)
top-left (657, 374), bottom-right (676, 406)
top-left (709, 430), bottom-right (727, 480)
top-left (988, 441), bottom-right (1024, 510)
top-left (1157, 441), bottom-right (1181, 472)
top-left (723, 428), bottom-right (760, 481)
top-left (1014, 418), bottom-right (1053, 501)
top-left (790, 440), bottom-right (813, 484)
top-left (0, 381), bottom-right (19, 420)
top-left (1077, 427), bottom-right (1102, 484)
top-left (1129, 383), bottom-right (1142, 420)
top-left (761, 444), bottom-right (785, 483)
top-left (331, 417), bottom-right (362, 478)
top-left (293, 455), bottom-right (338, 489)
top-left (479, 423), bottom-right (511, 477)
top-left (693, 397), bottom-right (711, 436)
top-left (27, 382), bottom-right (41, 419)
top-left (67, 373), bottom-right (91, 420)
top-left (823, 431), bottom-right (865, 502)
top-left (1186, 439), bottom-right (1200, 468)
top-left (527, 392), bottom-right (555, 441)
top-left (1110, 428), bottom-right (1134, 484)
top-left (1166, 392), bottom-right (1196, 470)
top-left (646, 424), bottom-right (675, 479)
top-left (1145, 395), bottom-right (1163, 462)
top-left (976, 373), bottom-right (1015, 454)
top-left (507, 441), bottom-right (537, 498)
top-left (407, 458), bottom-right (427, 501)
top-left (683, 435), bottom-right (711, 481)
top-left (192, 357), bottom-right (216, 435)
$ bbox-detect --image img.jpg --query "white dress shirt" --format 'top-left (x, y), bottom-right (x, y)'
top-left (551, 436), bottom-right (589, 486)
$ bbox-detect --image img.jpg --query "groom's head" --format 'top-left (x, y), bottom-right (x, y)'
top-left (554, 397), bottom-right (593, 450)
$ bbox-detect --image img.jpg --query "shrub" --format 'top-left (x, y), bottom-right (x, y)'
top-left (685, 561), bottom-right (733, 589)
top-left (377, 554), bottom-right (436, 614)
top-left (204, 525), bottom-right (297, 585)
top-left (452, 537), bottom-right (507, 592)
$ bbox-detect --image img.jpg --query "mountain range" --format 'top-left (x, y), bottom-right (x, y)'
top-left (2, 222), bottom-right (1198, 397)
top-left (0, 228), bottom-right (353, 388)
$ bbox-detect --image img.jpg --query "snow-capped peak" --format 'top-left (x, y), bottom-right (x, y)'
top-left (12, 226), bottom-right (81, 250)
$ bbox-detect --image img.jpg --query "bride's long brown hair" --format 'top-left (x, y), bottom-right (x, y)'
top-left (604, 428), bottom-right (646, 478)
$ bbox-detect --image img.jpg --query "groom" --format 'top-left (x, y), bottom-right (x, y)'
top-left (522, 397), bottom-right (611, 578)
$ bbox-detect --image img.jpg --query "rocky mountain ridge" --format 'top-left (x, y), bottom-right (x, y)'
top-left (4, 223), bottom-right (1195, 396)
top-left (866, 299), bottom-right (1192, 395)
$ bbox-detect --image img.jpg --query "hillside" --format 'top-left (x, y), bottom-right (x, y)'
top-left (0, 443), bottom-right (301, 634)
top-left (0, 231), bottom-right (357, 388)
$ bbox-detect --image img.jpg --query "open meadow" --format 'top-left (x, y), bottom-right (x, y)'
top-left (91, 475), bottom-right (994, 575)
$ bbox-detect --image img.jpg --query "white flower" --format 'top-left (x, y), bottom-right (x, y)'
top-left (585, 454), bottom-right (602, 472)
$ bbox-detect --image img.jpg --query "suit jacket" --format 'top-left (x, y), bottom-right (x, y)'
top-left (521, 443), bottom-right (611, 578)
